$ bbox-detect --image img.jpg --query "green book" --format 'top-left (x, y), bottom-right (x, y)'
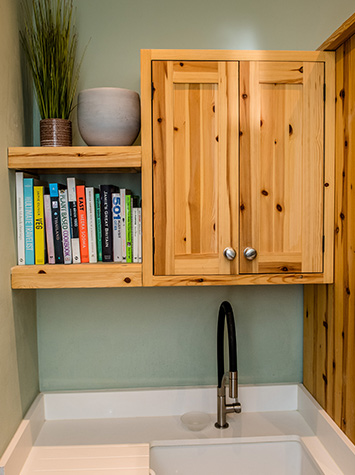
top-left (125, 192), bottom-right (132, 263)
top-left (95, 192), bottom-right (103, 262)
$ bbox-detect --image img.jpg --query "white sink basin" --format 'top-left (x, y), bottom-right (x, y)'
top-left (150, 436), bottom-right (324, 474)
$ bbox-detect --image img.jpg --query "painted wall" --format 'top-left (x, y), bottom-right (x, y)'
top-left (0, 0), bottom-right (38, 456)
top-left (37, 0), bottom-right (355, 391)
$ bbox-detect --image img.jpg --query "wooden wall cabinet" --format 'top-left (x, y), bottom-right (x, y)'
top-left (141, 50), bottom-right (335, 286)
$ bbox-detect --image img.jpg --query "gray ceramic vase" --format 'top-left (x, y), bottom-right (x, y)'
top-left (77, 87), bottom-right (141, 146)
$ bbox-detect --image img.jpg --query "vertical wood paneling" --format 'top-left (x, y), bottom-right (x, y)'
top-left (303, 35), bottom-right (355, 445)
top-left (343, 35), bottom-right (355, 443)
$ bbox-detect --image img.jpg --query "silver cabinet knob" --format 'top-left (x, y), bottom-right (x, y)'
top-left (243, 247), bottom-right (257, 261)
top-left (223, 247), bottom-right (236, 261)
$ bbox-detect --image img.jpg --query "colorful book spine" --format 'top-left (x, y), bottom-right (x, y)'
top-left (112, 192), bottom-right (123, 262)
top-left (132, 196), bottom-right (140, 264)
top-left (132, 207), bottom-right (139, 263)
top-left (138, 207), bottom-right (142, 263)
top-left (59, 189), bottom-right (72, 264)
top-left (49, 183), bottom-right (64, 264)
top-left (85, 187), bottom-right (97, 263)
top-left (120, 188), bottom-right (127, 262)
top-left (67, 177), bottom-right (81, 264)
top-left (100, 184), bottom-right (116, 262)
top-left (76, 185), bottom-right (89, 263)
top-left (44, 194), bottom-right (55, 264)
top-left (95, 192), bottom-right (103, 262)
top-left (125, 191), bottom-right (133, 263)
top-left (16, 172), bottom-right (26, 265)
top-left (24, 178), bottom-right (35, 265)
top-left (34, 185), bottom-right (45, 265)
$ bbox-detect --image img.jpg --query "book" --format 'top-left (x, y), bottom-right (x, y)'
top-left (76, 184), bottom-right (89, 263)
top-left (59, 189), bottom-right (72, 264)
top-left (120, 188), bottom-right (127, 262)
top-left (112, 191), bottom-right (123, 262)
top-left (132, 207), bottom-right (139, 263)
top-left (100, 184), bottom-right (117, 262)
top-left (132, 196), bottom-right (140, 264)
top-left (34, 185), bottom-right (46, 265)
top-left (138, 207), bottom-right (142, 263)
top-left (44, 194), bottom-right (55, 264)
top-left (85, 187), bottom-right (97, 263)
top-left (125, 190), bottom-right (133, 263)
top-left (67, 177), bottom-right (81, 264)
top-left (24, 177), bottom-right (35, 265)
top-left (49, 183), bottom-right (64, 264)
top-left (16, 172), bottom-right (29, 265)
top-left (95, 191), bottom-right (103, 262)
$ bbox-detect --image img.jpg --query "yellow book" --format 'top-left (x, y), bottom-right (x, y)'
top-left (34, 185), bottom-right (45, 265)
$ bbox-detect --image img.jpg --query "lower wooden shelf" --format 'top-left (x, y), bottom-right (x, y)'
top-left (11, 263), bottom-right (142, 289)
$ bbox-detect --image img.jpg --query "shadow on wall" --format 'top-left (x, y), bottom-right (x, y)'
top-left (12, 290), bottom-right (39, 414)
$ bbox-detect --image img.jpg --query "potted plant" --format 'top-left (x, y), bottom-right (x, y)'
top-left (20, 0), bottom-right (83, 146)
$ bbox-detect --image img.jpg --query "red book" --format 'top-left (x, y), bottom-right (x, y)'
top-left (76, 185), bottom-right (89, 263)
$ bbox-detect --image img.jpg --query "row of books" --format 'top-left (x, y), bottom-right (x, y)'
top-left (16, 172), bottom-right (142, 265)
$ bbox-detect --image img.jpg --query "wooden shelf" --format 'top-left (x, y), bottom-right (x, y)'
top-left (11, 263), bottom-right (142, 289)
top-left (9, 146), bottom-right (143, 289)
top-left (8, 146), bottom-right (142, 173)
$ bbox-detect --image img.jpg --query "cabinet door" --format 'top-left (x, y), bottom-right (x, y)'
top-left (239, 61), bottom-right (324, 274)
top-left (152, 61), bottom-right (238, 275)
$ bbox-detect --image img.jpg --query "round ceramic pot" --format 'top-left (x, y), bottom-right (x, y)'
top-left (40, 119), bottom-right (72, 146)
top-left (77, 87), bottom-right (141, 146)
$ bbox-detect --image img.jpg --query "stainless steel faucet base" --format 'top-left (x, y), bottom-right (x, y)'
top-left (216, 372), bottom-right (242, 428)
top-left (214, 422), bottom-right (229, 429)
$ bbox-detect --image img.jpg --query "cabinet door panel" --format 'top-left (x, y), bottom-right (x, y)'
top-left (239, 61), bottom-right (324, 274)
top-left (152, 61), bottom-right (238, 275)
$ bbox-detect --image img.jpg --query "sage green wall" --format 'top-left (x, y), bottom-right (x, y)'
top-left (38, 286), bottom-right (303, 390)
top-left (0, 0), bottom-right (38, 456)
top-left (37, 0), bottom-right (354, 391)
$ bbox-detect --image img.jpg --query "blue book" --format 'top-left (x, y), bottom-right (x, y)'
top-left (24, 178), bottom-right (35, 265)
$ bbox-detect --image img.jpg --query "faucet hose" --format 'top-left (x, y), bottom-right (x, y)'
top-left (217, 301), bottom-right (237, 388)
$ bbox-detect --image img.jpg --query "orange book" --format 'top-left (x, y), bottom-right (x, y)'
top-left (76, 185), bottom-right (89, 263)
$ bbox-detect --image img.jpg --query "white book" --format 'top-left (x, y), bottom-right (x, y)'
top-left (138, 208), bottom-right (142, 263)
top-left (85, 187), bottom-right (97, 263)
top-left (112, 192), bottom-right (123, 262)
top-left (15, 172), bottom-right (25, 265)
top-left (44, 194), bottom-right (55, 264)
top-left (59, 189), bottom-right (72, 264)
top-left (120, 188), bottom-right (127, 262)
top-left (132, 207), bottom-right (139, 263)
top-left (66, 177), bottom-right (81, 264)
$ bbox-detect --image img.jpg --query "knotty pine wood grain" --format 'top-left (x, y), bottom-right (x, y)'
top-left (239, 61), bottom-right (324, 274)
top-left (11, 263), bottom-right (142, 289)
top-left (304, 34), bottom-right (355, 444)
top-left (142, 49), bottom-right (334, 286)
top-left (152, 60), bottom-right (238, 276)
top-left (8, 146), bottom-right (141, 173)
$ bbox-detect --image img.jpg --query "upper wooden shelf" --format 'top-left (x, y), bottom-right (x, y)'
top-left (8, 146), bottom-right (142, 173)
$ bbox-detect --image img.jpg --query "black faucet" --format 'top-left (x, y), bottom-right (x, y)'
top-left (215, 301), bottom-right (241, 429)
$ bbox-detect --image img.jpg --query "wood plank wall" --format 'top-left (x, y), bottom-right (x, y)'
top-left (304, 34), bottom-right (355, 444)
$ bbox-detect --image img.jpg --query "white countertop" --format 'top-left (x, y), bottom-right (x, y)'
top-left (1, 384), bottom-right (355, 475)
